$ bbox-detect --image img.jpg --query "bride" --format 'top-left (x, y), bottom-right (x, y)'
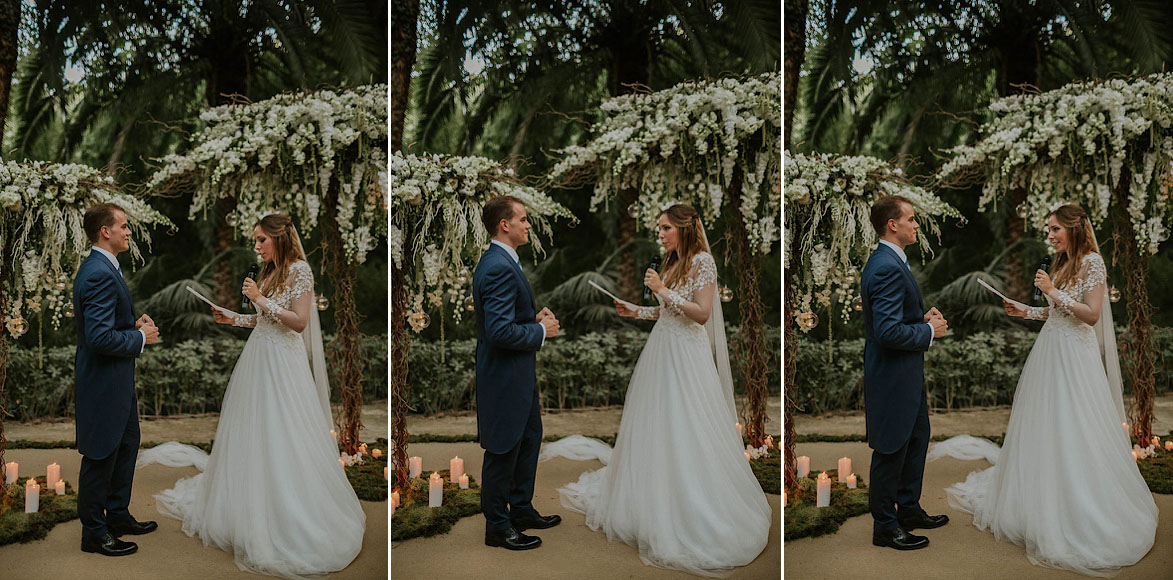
top-left (138, 214), bottom-right (365, 579)
top-left (929, 204), bottom-right (1157, 576)
top-left (540, 203), bottom-right (771, 578)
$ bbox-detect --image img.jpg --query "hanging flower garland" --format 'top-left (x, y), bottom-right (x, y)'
top-left (937, 73), bottom-right (1173, 251)
top-left (0, 161), bottom-right (173, 338)
top-left (390, 152), bottom-right (575, 330)
top-left (785, 152), bottom-right (961, 331)
top-left (149, 84), bottom-right (387, 263)
top-left (548, 73), bottom-right (781, 253)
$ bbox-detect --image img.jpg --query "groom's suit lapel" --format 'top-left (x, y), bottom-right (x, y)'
top-left (877, 244), bottom-right (923, 305)
top-left (90, 252), bottom-right (133, 308)
top-left (490, 244), bottom-right (537, 313)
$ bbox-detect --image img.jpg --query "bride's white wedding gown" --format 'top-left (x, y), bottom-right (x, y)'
top-left (541, 252), bottom-right (771, 578)
top-left (138, 261), bottom-right (365, 580)
top-left (929, 252), bottom-right (1157, 577)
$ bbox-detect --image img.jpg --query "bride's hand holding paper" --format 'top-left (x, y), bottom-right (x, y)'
top-left (615, 300), bottom-right (639, 318)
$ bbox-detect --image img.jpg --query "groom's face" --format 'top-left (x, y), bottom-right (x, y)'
top-left (891, 202), bottom-right (919, 247)
top-left (102, 210), bottom-right (132, 254)
top-left (500, 202), bottom-right (531, 247)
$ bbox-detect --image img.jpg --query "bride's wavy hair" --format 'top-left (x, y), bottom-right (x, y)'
top-left (255, 213), bottom-right (307, 295)
top-left (660, 204), bottom-right (709, 289)
top-left (1048, 204), bottom-right (1099, 290)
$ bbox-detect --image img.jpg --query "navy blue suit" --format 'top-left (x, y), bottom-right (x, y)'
top-left (473, 243), bottom-right (546, 534)
top-left (860, 243), bottom-right (933, 533)
top-left (73, 250), bottom-right (145, 541)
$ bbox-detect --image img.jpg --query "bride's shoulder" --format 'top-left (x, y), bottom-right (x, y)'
top-left (691, 251), bottom-right (715, 265)
top-left (288, 260), bottom-right (313, 277)
top-left (1081, 252), bottom-right (1105, 267)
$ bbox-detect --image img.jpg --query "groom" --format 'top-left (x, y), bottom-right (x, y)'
top-left (860, 196), bottom-right (949, 551)
top-left (74, 203), bottom-right (160, 557)
top-left (473, 195), bottom-right (562, 551)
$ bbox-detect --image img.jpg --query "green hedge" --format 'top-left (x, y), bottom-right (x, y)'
top-left (406, 326), bottom-right (780, 415)
top-left (793, 327), bottom-right (1173, 414)
top-left (2, 334), bottom-right (388, 420)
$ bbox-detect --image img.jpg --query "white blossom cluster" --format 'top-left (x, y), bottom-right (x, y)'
top-left (0, 161), bottom-right (173, 337)
top-left (938, 73), bottom-right (1173, 254)
top-left (548, 73), bottom-right (781, 254)
top-left (151, 84), bottom-right (387, 264)
top-left (745, 444), bottom-right (771, 460)
top-left (390, 152), bottom-right (574, 328)
top-left (785, 152), bottom-right (962, 330)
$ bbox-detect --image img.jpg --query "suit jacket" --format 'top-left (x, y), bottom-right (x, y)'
top-left (472, 243), bottom-right (545, 454)
top-left (73, 251), bottom-right (144, 460)
top-left (860, 244), bottom-right (933, 454)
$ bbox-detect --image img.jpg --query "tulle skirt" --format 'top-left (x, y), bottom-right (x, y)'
top-left (144, 328), bottom-right (365, 579)
top-left (542, 318), bottom-right (771, 577)
top-left (930, 318), bottom-right (1157, 577)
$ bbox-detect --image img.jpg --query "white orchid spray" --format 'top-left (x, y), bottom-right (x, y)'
top-left (150, 84), bottom-right (387, 264)
top-left (0, 161), bottom-right (173, 338)
top-left (548, 73), bottom-right (781, 254)
top-left (938, 73), bottom-right (1173, 253)
top-left (785, 152), bottom-right (962, 331)
top-left (390, 152), bottom-right (575, 329)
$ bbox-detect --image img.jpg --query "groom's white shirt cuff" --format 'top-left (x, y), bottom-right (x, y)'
top-left (91, 246), bottom-right (146, 353)
top-left (490, 240), bottom-right (545, 348)
top-left (878, 240), bottom-right (934, 349)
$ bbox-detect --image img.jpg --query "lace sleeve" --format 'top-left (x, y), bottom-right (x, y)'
top-left (692, 253), bottom-right (717, 288)
top-left (1081, 253), bottom-right (1107, 291)
top-left (1024, 306), bottom-right (1048, 321)
top-left (635, 306), bottom-right (659, 320)
top-left (288, 261), bottom-right (314, 301)
top-left (233, 313), bottom-right (257, 327)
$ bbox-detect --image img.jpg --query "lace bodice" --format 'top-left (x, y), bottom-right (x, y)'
top-left (233, 261), bottom-right (314, 350)
top-left (1024, 253), bottom-right (1107, 348)
top-left (635, 252), bottom-right (718, 345)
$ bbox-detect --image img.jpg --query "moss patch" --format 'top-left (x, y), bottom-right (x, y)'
top-left (390, 470), bottom-right (482, 541)
top-left (750, 454), bottom-right (781, 494)
top-left (1138, 447), bottom-right (1173, 495)
top-left (344, 439), bottom-right (389, 502)
top-left (783, 471), bottom-right (870, 542)
top-left (0, 477), bottom-right (79, 546)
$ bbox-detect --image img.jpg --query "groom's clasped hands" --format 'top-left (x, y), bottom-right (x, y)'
top-left (537, 306), bottom-right (559, 338)
top-left (924, 307), bottom-right (948, 338)
top-left (135, 313), bottom-right (161, 345)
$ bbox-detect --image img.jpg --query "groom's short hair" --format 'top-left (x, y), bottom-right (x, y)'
top-left (83, 203), bottom-right (126, 243)
top-left (870, 196), bottom-right (912, 235)
top-left (482, 196), bottom-right (523, 236)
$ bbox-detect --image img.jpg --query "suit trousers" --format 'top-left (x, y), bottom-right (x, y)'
top-left (869, 389), bottom-right (930, 534)
top-left (78, 405), bottom-right (140, 540)
top-left (481, 386), bottom-right (543, 534)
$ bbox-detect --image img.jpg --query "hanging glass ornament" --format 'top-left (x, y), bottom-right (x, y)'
top-left (1108, 286), bottom-right (1122, 303)
top-left (797, 312), bottom-right (818, 332)
top-left (1016, 202), bottom-right (1028, 219)
top-left (64, 302), bottom-right (74, 318)
top-left (316, 295), bottom-right (330, 311)
top-left (408, 312), bottom-right (431, 332)
top-left (853, 296), bottom-right (863, 312)
top-left (6, 317), bottom-right (27, 338)
top-left (718, 285), bottom-right (734, 302)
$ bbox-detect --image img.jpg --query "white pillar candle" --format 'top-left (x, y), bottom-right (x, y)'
top-left (46, 463), bottom-right (60, 491)
top-left (837, 457), bottom-right (851, 483)
top-left (55, 479), bottom-right (65, 495)
top-left (459, 474), bottom-right (469, 489)
top-left (735, 423), bottom-right (743, 437)
top-left (1132, 450), bottom-right (1139, 461)
top-left (391, 490), bottom-right (400, 509)
top-left (847, 473), bottom-right (857, 489)
top-left (384, 467), bottom-right (389, 479)
top-left (1152, 436), bottom-right (1160, 448)
top-left (372, 449), bottom-right (383, 459)
top-left (358, 443), bottom-right (368, 455)
top-left (428, 472), bottom-right (443, 507)
top-left (1166, 441), bottom-right (1173, 451)
top-left (744, 450), bottom-right (751, 461)
top-left (764, 435), bottom-right (774, 449)
top-left (450, 456), bottom-right (464, 483)
top-left (25, 478), bottom-right (39, 513)
top-left (816, 472), bottom-right (831, 508)
top-left (338, 457), bottom-right (346, 468)
top-left (3, 462), bottom-right (16, 484)
top-left (783, 490), bottom-right (787, 507)
top-left (797, 456), bottom-right (810, 478)
top-left (409, 456), bottom-right (422, 478)
top-left (330, 429), bottom-right (338, 444)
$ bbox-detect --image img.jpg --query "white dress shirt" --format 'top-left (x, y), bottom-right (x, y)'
top-left (878, 240), bottom-right (934, 348)
top-left (91, 246), bottom-right (146, 352)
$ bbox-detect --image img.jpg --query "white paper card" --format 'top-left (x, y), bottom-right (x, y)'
top-left (186, 286), bottom-right (230, 313)
top-left (588, 280), bottom-right (638, 310)
top-left (977, 278), bottom-right (1029, 311)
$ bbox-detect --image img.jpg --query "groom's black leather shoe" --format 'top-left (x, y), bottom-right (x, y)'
top-left (872, 528), bottom-right (929, 551)
top-left (485, 527), bottom-right (542, 550)
top-left (81, 532), bottom-right (138, 556)
top-left (512, 511), bottom-right (562, 531)
top-left (898, 512), bottom-right (949, 531)
top-left (109, 518), bottom-right (159, 536)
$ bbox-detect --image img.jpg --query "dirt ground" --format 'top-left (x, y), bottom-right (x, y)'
top-left (0, 402), bottom-right (388, 580)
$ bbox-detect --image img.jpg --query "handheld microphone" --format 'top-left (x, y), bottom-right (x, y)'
top-left (242, 264), bottom-right (260, 310)
top-left (643, 255), bottom-right (663, 303)
top-left (1034, 255), bottom-right (1053, 302)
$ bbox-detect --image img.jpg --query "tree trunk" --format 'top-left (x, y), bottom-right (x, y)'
top-left (0, 0), bottom-right (18, 151)
top-left (322, 181), bottom-right (365, 455)
top-left (0, 238), bottom-right (12, 506)
top-left (783, 0), bottom-right (807, 149)
top-left (1113, 168), bottom-right (1155, 449)
top-left (726, 166), bottom-right (768, 449)
top-left (609, 19), bottom-right (653, 302)
top-left (390, 0), bottom-right (419, 152)
top-left (391, 238), bottom-right (412, 492)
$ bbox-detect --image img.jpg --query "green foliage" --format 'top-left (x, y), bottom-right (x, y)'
top-left (2, 335), bottom-right (388, 421)
top-left (750, 454), bottom-right (781, 495)
top-left (407, 327), bottom-right (780, 415)
top-left (390, 470), bottom-right (482, 541)
top-left (1138, 435), bottom-right (1173, 495)
top-left (345, 439), bottom-right (389, 502)
top-left (783, 470), bottom-right (870, 541)
top-left (0, 478), bottom-right (78, 546)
